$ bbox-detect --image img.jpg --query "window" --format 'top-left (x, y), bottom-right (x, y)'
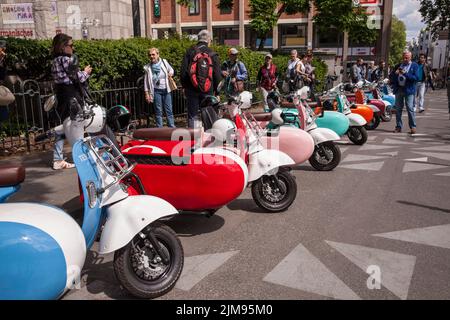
top-left (220, 6), bottom-right (232, 14)
top-left (280, 24), bottom-right (307, 47)
top-left (188, 0), bottom-right (200, 15)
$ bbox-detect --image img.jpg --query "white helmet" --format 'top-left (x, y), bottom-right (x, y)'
top-left (296, 86), bottom-right (310, 100)
top-left (238, 91), bottom-right (253, 109)
top-left (271, 108), bottom-right (284, 126)
top-left (211, 118), bottom-right (236, 143)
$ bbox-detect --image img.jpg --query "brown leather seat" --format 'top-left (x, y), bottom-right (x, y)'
top-left (280, 102), bottom-right (296, 109)
top-left (133, 128), bottom-right (200, 141)
top-left (252, 112), bottom-right (272, 122)
top-left (0, 165), bottom-right (25, 187)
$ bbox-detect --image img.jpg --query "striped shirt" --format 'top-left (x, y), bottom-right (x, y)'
top-left (51, 56), bottom-right (89, 85)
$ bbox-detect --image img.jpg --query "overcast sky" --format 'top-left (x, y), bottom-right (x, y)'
top-left (393, 0), bottom-right (426, 42)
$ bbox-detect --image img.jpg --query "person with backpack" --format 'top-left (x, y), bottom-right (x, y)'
top-left (180, 29), bottom-right (222, 128)
top-left (144, 47), bottom-right (176, 128)
top-left (389, 50), bottom-right (419, 134)
top-left (221, 48), bottom-right (248, 97)
top-left (257, 53), bottom-right (278, 109)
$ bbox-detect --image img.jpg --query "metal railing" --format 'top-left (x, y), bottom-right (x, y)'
top-left (0, 78), bottom-right (263, 155)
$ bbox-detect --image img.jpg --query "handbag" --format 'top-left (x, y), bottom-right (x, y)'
top-left (0, 85), bottom-right (15, 106)
top-left (162, 59), bottom-right (178, 91)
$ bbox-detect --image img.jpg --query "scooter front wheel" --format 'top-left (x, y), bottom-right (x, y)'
top-left (113, 222), bottom-right (184, 299)
top-left (251, 170), bottom-right (297, 213)
top-left (309, 141), bottom-right (341, 171)
top-left (365, 114), bottom-right (381, 130)
top-left (347, 126), bottom-right (368, 145)
top-left (381, 107), bottom-right (392, 122)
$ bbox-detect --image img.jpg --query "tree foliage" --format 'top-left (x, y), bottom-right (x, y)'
top-left (418, 0), bottom-right (450, 40)
top-left (389, 15), bottom-right (407, 66)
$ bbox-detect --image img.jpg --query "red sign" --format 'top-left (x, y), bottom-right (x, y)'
top-left (359, 0), bottom-right (383, 6)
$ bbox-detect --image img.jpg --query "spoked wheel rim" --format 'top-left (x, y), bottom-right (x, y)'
top-left (349, 127), bottom-right (362, 140)
top-left (261, 175), bottom-right (288, 204)
top-left (314, 145), bottom-right (334, 165)
top-left (130, 235), bottom-right (172, 283)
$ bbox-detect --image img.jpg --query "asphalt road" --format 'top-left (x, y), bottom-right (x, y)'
top-left (3, 89), bottom-right (450, 300)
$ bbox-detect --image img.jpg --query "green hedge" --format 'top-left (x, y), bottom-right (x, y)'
top-left (2, 36), bottom-right (327, 92)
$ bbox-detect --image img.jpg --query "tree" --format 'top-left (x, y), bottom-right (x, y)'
top-left (177, 0), bottom-right (377, 51)
top-left (418, 0), bottom-right (450, 40)
top-left (418, 0), bottom-right (450, 80)
top-left (389, 15), bottom-right (406, 66)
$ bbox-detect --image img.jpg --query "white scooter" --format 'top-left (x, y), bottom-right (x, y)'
top-left (0, 103), bottom-right (184, 299)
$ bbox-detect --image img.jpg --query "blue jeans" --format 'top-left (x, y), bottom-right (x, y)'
top-left (153, 88), bottom-right (175, 128)
top-left (395, 90), bottom-right (416, 130)
top-left (414, 82), bottom-right (426, 111)
top-left (53, 133), bottom-right (65, 161)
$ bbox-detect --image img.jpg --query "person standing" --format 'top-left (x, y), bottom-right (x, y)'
top-left (180, 30), bottom-right (222, 128)
top-left (366, 61), bottom-right (375, 82)
top-left (389, 50), bottom-right (419, 134)
top-left (257, 53), bottom-right (278, 109)
top-left (51, 33), bottom-right (92, 169)
top-left (221, 48), bottom-right (248, 97)
top-left (144, 47), bottom-right (176, 128)
top-left (414, 53), bottom-right (430, 113)
top-left (371, 60), bottom-right (387, 83)
top-left (304, 53), bottom-right (316, 94)
top-left (351, 58), bottom-right (364, 84)
top-left (284, 49), bottom-right (301, 93)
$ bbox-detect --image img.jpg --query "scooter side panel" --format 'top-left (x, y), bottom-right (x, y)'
top-left (315, 111), bottom-right (350, 137)
top-left (124, 146), bottom-right (247, 211)
top-left (0, 221), bottom-right (67, 299)
top-left (99, 195), bottom-right (178, 254)
top-left (261, 127), bottom-right (315, 165)
top-left (0, 203), bottom-right (86, 298)
top-left (351, 105), bottom-right (374, 122)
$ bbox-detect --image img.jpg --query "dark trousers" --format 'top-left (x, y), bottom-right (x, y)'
top-left (185, 89), bottom-right (210, 128)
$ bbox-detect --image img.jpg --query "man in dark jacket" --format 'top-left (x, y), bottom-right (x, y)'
top-left (180, 29), bottom-right (222, 128)
top-left (389, 50), bottom-right (419, 134)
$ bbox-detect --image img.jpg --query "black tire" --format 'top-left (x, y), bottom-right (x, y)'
top-left (113, 222), bottom-right (183, 299)
top-left (251, 170), bottom-right (297, 213)
top-left (365, 114), bottom-right (381, 130)
top-left (380, 107), bottom-right (392, 122)
top-left (347, 126), bottom-right (368, 145)
top-left (308, 141), bottom-right (341, 171)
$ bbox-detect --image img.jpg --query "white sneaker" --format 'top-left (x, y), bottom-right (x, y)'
top-left (53, 160), bottom-right (75, 170)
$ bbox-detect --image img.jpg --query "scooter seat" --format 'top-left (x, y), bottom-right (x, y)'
top-left (133, 128), bottom-right (199, 141)
top-left (0, 165), bottom-right (25, 187)
top-left (252, 112), bottom-right (272, 122)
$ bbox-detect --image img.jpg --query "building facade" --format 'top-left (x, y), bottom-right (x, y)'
top-left (0, 0), bottom-right (393, 63)
top-left (0, 0), bottom-right (145, 40)
top-left (146, 0), bottom-right (393, 62)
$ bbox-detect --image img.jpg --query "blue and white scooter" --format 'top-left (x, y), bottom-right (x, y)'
top-left (0, 104), bottom-right (184, 300)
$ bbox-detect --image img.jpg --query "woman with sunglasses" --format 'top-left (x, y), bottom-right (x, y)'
top-left (50, 33), bottom-right (92, 169)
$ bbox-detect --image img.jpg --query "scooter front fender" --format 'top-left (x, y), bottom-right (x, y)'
top-left (248, 149), bottom-right (295, 182)
top-left (347, 113), bottom-right (367, 126)
top-left (99, 195), bottom-right (178, 254)
top-left (309, 127), bottom-right (340, 145)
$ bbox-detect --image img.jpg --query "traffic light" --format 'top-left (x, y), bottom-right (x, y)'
top-left (154, 0), bottom-right (161, 18)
